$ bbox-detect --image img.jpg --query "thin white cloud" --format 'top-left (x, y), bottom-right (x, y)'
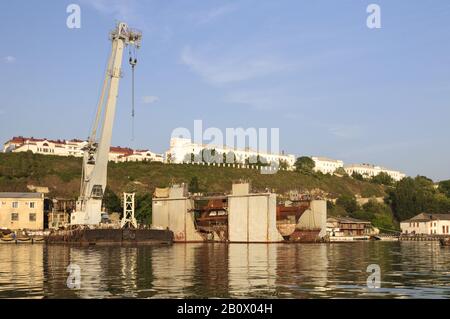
top-left (180, 45), bottom-right (290, 86)
top-left (193, 4), bottom-right (237, 24)
top-left (142, 96), bottom-right (159, 104)
top-left (3, 56), bottom-right (16, 64)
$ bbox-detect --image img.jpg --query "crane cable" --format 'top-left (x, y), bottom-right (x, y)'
top-left (129, 47), bottom-right (137, 141)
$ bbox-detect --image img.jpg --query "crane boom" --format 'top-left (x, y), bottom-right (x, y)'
top-left (71, 22), bottom-right (142, 225)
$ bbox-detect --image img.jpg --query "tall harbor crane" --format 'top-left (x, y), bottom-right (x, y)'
top-left (71, 22), bottom-right (142, 225)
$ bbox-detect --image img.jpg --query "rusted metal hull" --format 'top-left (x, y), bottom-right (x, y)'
top-left (287, 229), bottom-right (321, 242)
top-left (45, 229), bottom-right (173, 245)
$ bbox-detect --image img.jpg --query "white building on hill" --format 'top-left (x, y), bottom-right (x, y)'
top-left (3, 137), bottom-right (163, 163)
top-left (166, 137), bottom-right (296, 168)
top-left (312, 156), bottom-right (344, 174)
top-left (344, 163), bottom-right (406, 182)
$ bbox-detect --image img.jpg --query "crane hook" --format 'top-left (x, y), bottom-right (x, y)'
top-left (129, 53), bottom-right (137, 141)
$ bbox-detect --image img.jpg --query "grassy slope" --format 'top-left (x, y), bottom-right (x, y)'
top-left (0, 152), bottom-right (385, 199)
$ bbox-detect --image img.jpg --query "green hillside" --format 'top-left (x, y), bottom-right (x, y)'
top-left (5, 152), bottom-right (450, 231)
top-left (0, 152), bottom-right (384, 199)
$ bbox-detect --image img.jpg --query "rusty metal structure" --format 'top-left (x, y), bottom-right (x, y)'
top-left (191, 196), bottom-right (228, 241)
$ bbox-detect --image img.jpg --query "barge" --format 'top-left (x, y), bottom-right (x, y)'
top-left (45, 228), bottom-right (173, 246)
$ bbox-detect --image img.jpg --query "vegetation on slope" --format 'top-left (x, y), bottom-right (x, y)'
top-left (0, 152), bottom-right (384, 199)
top-left (2, 152), bottom-right (450, 230)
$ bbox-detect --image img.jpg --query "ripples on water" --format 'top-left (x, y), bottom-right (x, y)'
top-left (0, 242), bottom-right (448, 299)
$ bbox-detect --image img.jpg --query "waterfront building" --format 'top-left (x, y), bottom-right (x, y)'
top-left (0, 193), bottom-right (44, 230)
top-left (3, 136), bottom-right (164, 163)
top-left (326, 217), bottom-right (375, 237)
top-left (311, 156), bottom-right (344, 174)
top-left (400, 213), bottom-right (450, 235)
top-left (165, 137), bottom-right (296, 168)
top-left (344, 163), bottom-right (406, 182)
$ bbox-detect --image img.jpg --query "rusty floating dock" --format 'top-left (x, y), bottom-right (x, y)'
top-left (46, 228), bottom-right (173, 246)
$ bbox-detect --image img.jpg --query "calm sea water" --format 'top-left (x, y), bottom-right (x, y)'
top-left (0, 242), bottom-right (449, 299)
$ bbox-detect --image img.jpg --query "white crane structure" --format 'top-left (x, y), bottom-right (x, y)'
top-left (71, 22), bottom-right (142, 225)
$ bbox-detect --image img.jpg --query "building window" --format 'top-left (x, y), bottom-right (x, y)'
top-left (29, 202), bottom-right (35, 209)
top-left (443, 226), bottom-right (446, 234)
top-left (11, 213), bottom-right (19, 221)
top-left (12, 202), bottom-right (18, 209)
top-left (29, 213), bottom-right (36, 222)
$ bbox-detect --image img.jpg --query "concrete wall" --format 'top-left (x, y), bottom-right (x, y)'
top-left (296, 200), bottom-right (327, 237)
top-left (228, 183), bottom-right (283, 243)
top-left (152, 185), bottom-right (203, 242)
top-left (153, 183), bottom-right (285, 243)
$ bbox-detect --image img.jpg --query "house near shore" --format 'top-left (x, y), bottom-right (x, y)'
top-left (400, 213), bottom-right (450, 235)
top-left (326, 217), bottom-right (378, 237)
top-left (0, 193), bottom-right (44, 230)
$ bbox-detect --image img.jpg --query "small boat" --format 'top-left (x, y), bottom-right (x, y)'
top-left (1, 235), bottom-right (15, 242)
top-left (32, 236), bottom-right (45, 243)
top-left (439, 238), bottom-right (450, 247)
top-left (16, 237), bottom-right (31, 242)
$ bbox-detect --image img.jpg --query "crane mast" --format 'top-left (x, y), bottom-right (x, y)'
top-left (71, 22), bottom-right (142, 225)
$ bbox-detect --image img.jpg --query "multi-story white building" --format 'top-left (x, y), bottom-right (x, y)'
top-left (112, 148), bottom-right (164, 163)
top-left (401, 213), bottom-right (450, 235)
top-left (311, 157), bottom-right (344, 174)
top-left (3, 137), bottom-right (164, 163)
top-left (166, 137), bottom-right (296, 168)
top-left (3, 136), bottom-right (88, 157)
top-left (344, 163), bottom-right (406, 182)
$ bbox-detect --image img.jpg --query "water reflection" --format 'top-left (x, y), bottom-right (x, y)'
top-left (0, 242), bottom-right (449, 299)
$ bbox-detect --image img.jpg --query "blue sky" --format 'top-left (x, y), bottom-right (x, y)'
top-left (1, 0), bottom-right (450, 181)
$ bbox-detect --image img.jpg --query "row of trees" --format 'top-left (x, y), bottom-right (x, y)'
top-left (183, 149), bottom-right (273, 166)
top-left (329, 195), bottom-right (396, 230)
top-left (329, 175), bottom-right (450, 230)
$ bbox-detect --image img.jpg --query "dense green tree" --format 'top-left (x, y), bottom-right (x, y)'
top-left (371, 172), bottom-right (394, 186)
top-left (348, 199), bottom-right (397, 230)
top-left (386, 176), bottom-right (450, 222)
top-left (135, 193), bottom-right (152, 225)
top-left (188, 176), bottom-right (200, 193)
top-left (279, 159), bottom-right (289, 170)
top-left (336, 194), bottom-right (359, 214)
top-left (102, 187), bottom-right (122, 213)
top-left (351, 172), bottom-right (365, 181)
top-left (438, 180), bottom-right (450, 198)
top-left (294, 157), bottom-right (315, 174)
